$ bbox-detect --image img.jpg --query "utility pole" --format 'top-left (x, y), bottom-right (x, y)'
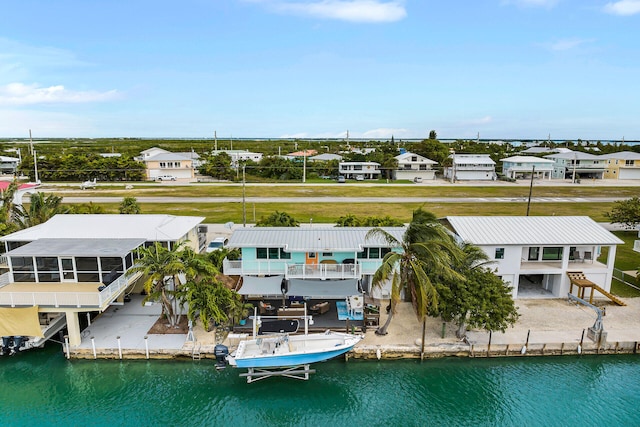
top-left (214, 130), bottom-right (217, 151)
top-left (526, 165), bottom-right (535, 216)
top-left (572, 153), bottom-right (577, 184)
top-left (33, 149), bottom-right (39, 183)
top-left (29, 129), bottom-right (34, 155)
top-left (242, 164), bottom-right (246, 227)
top-left (302, 149), bottom-right (307, 183)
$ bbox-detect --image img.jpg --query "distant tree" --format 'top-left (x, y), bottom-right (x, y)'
top-left (0, 180), bottom-right (19, 236)
top-left (412, 139), bottom-right (451, 166)
top-left (119, 197), bottom-right (141, 214)
top-left (336, 214), bottom-right (404, 227)
top-left (256, 211), bottom-right (300, 227)
top-left (13, 192), bottom-right (69, 229)
top-left (199, 152), bottom-right (234, 180)
top-left (429, 130), bottom-right (437, 140)
top-left (69, 202), bottom-right (105, 214)
top-left (605, 197), bottom-right (640, 229)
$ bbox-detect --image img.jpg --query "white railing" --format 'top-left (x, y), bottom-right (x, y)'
top-left (286, 263), bottom-right (360, 279)
top-left (0, 271), bottom-right (142, 309)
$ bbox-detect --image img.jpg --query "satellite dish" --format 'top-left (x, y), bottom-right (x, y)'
top-left (224, 222), bottom-right (235, 230)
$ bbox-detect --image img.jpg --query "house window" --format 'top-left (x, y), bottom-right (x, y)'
top-left (160, 162), bottom-right (167, 168)
top-left (625, 160), bottom-right (634, 167)
top-left (357, 247), bottom-right (390, 259)
top-left (322, 252), bottom-right (333, 256)
top-left (528, 247), bottom-right (539, 261)
top-left (76, 257), bottom-right (100, 282)
top-left (495, 248), bottom-right (505, 259)
top-left (542, 247), bottom-right (563, 261)
top-left (256, 247), bottom-right (288, 259)
top-left (411, 156), bottom-right (417, 161)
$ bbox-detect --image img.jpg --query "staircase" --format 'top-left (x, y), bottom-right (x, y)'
top-left (591, 284), bottom-right (626, 306)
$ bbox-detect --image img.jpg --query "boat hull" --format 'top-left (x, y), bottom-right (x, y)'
top-left (228, 332), bottom-right (361, 369)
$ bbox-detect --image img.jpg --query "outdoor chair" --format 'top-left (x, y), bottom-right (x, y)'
top-left (583, 251), bottom-right (593, 263)
top-left (258, 301), bottom-right (276, 316)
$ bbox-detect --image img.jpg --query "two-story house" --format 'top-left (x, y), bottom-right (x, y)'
top-left (444, 216), bottom-right (622, 300)
top-left (338, 162), bottom-right (381, 180)
top-left (394, 152), bottom-right (437, 181)
top-left (0, 214), bottom-right (206, 347)
top-left (500, 156), bottom-right (555, 180)
top-left (544, 151), bottom-right (606, 180)
top-left (223, 227), bottom-right (405, 300)
top-left (444, 154), bottom-right (496, 181)
top-left (137, 147), bottom-right (195, 181)
top-left (601, 151), bottom-right (640, 180)
top-left (210, 149), bottom-right (264, 168)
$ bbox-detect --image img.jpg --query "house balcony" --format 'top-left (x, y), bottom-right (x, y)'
top-left (0, 271), bottom-right (141, 311)
top-left (519, 259), bottom-right (606, 271)
top-left (223, 259), bottom-right (382, 279)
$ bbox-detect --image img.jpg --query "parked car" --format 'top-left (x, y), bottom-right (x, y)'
top-left (355, 175), bottom-right (364, 181)
top-left (156, 175), bottom-right (177, 181)
top-left (413, 177), bottom-right (423, 183)
top-left (337, 176), bottom-right (346, 183)
top-left (206, 237), bottom-right (229, 253)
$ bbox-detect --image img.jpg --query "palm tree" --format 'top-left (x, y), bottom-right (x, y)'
top-left (368, 208), bottom-right (463, 335)
top-left (256, 210), bottom-right (300, 227)
top-left (127, 242), bottom-right (190, 328)
top-left (13, 192), bottom-right (68, 229)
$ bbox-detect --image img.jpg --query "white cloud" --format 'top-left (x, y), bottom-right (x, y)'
top-left (0, 83), bottom-right (121, 106)
top-left (245, 0), bottom-right (406, 23)
top-left (547, 38), bottom-right (592, 51)
top-left (361, 127), bottom-right (409, 138)
top-left (603, 0), bottom-right (640, 15)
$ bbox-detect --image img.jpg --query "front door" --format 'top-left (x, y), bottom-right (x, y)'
top-left (60, 257), bottom-right (76, 282)
top-left (305, 252), bottom-right (318, 265)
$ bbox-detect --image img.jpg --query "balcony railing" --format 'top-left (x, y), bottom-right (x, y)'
top-left (0, 271), bottom-right (142, 310)
top-left (286, 263), bottom-right (360, 279)
top-left (223, 259), bottom-right (381, 279)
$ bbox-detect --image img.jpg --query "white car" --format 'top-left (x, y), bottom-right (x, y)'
top-left (206, 237), bottom-right (229, 253)
top-left (355, 175), bottom-right (364, 181)
top-left (80, 179), bottom-right (97, 190)
top-left (156, 175), bottom-right (177, 181)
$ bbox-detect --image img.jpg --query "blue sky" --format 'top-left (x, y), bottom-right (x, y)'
top-left (1, 0), bottom-right (639, 140)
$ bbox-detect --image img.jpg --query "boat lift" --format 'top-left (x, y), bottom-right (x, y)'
top-left (567, 293), bottom-right (607, 345)
top-left (233, 304), bottom-right (318, 383)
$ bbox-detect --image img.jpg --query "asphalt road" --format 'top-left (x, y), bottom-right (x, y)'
top-left (60, 196), bottom-right (623, 204)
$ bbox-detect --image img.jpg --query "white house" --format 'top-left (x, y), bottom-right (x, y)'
top-left (394, 152), bottom-right (437, 181)
top-left (444, 154), bottom-right (496, 181)
top-left (500, 156), bottom-right (555, 180)
top-left (544, 151), bottom-right (606, 180)
top-left (339, 162), bottom-right (381, 180)
top-left (0, 155), bottom-right (20, 175)
top-left (210, 149), bottom-right (263, 168)
top-left (0, 214), bottom-right (206, 347)
top-left (444, 216), bottom-right (623, 300)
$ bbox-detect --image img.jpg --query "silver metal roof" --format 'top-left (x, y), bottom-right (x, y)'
top-left (228, 227), bottom-right (406, 251)
top-left (6, 238), bottom-right (145, 257)
top-left (0, 214), bottom-right (204, 242)
top-left (446, 216), bottom-right (623, 246)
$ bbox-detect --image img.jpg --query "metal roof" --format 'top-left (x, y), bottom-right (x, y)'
top-left (445, 216), bottom-right (623, 246)
top-left (500, 156), bottom-right (555, 164)
top-left (0, 214), bottom-right (204, 242)
top-left (6, 238), bottom-right (145, 257)
top-left (600, 151), bottom-right (640, 160)
top-left (545, 151), bottom-right (602, 160)
top-left (228, 227), bottom-right (406, 251)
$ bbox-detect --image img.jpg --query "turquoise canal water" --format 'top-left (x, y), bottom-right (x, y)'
top-left (1, 346), bottom-right (639, 427)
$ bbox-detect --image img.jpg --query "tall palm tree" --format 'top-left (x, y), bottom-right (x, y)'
top-left (368, 208), bottom-right (464, 335)
top-left (127, 242), bottom-right (190, 328)
top-left (13, 192), bottom-right (68, 229)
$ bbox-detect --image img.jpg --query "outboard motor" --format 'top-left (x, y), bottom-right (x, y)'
top-left (11, 336), bottom-right (24, 355)
top-left (1, 336), bottom-right (11, 356)
top-left (214, 344), bottom-right (229, 370)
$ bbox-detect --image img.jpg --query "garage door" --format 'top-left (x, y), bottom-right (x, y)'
top-left (619, 168), bottom-right (640, 180)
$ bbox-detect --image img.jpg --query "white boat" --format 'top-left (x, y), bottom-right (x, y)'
top-left (225, 330), bottom-right (362, 369)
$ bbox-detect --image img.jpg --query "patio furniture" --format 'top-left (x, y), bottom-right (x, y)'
top-left (346, 295), bottom-right (364, 318)
top-left (259, 301), bottom-right (276, 316)
top-left (309, 301), bottom-right (330, 315)
top-left (277, 307), bottom-right (306, 318)
top-left (583, 251), bottom-right (592, 263)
